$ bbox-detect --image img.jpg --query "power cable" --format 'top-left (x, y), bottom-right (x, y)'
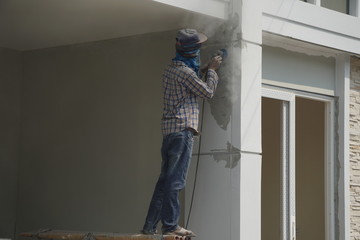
top-left (185, 97), bottom-right (206, 229)
top-left (185, 50), bottom-right (226, 229)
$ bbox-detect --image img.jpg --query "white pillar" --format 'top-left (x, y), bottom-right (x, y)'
top-left (230, 0), bottom-right (262, 239)
top-left (184, 1), bottom-right (263, 239)
top-left (335, 54), bottom-right (350, 240)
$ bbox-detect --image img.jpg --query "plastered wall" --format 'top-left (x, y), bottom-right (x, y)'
top-left (262, 46), bottom-right (336, 96)
top-left (0, 47), bottom-right (22, 238)
top-left (15, 31), bottom-right (176, 234)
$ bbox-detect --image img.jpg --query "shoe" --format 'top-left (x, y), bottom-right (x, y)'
top-left (140, 229), bottom-right (158, 235)
top-left (163, 226), bottom-right (196, 237)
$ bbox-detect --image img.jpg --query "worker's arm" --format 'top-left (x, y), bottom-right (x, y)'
top-left (181, 56), bottom-right (222, 99)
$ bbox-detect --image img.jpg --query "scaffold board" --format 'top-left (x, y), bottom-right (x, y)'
top-left (21, 229), bottom-right (192, 240)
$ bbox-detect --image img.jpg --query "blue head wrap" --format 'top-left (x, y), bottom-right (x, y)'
top-left (173, 42), bottom-right (201, 77)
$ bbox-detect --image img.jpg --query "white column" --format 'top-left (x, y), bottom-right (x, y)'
top-left (230, 0), bottom-right (262, 239)
top-left (335, 54), bottom-right (350, 240)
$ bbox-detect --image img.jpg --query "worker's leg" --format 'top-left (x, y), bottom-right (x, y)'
top-left (160, 130), bottom-right (194, 232)
top-left (142, 137), bottom-right (169, 234)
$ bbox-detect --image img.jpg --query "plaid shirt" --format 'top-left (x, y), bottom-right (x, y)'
top-left (161, 60), bottom-right (219, 136)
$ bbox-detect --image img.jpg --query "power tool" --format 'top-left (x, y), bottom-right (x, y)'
top-left (212, 49), bottom-right (228, 59)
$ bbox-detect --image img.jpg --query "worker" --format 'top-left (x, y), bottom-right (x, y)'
top-left (141, 29), bottom-right (222, 237)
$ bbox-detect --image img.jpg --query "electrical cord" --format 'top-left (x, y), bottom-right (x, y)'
top-left (185, 98), bottom-right (206, 229)
top-left (185, 51), bottom-right (225, 229)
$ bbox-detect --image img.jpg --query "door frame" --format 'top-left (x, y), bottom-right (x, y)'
top-left (262, 85), bottom-right (336, 240)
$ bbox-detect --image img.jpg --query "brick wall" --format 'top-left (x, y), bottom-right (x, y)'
top-left (350, 56), bottom-right (360, 240)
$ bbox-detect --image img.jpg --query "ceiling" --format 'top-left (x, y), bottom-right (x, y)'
top-left (0, 0), bottom-right (201, 51)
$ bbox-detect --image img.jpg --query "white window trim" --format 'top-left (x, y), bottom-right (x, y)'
top-left (262, 87), bottom-right (296, 240)
top-left (291, 90), bottom-right (336, 240)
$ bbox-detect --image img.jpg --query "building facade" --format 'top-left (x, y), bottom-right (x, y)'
top-left (1, 0), bottom-right (360, 240)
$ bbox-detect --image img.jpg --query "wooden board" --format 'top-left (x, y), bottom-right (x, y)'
top-left (21, 229), bottom-right (192, 240)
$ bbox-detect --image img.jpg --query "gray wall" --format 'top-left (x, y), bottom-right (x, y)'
top-left (16, 31), bottom-right (175, 234)
top-left (0, 47), bottom-right (22, 238)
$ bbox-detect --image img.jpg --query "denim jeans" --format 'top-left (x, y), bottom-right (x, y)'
top-left (143, 129), bottom-right (194, 233)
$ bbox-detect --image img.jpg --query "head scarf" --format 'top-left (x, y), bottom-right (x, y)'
top-left (173, 42), bottom-right (202, 77)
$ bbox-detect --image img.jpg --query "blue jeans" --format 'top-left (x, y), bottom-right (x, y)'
top-left (143, 129), bottom-right (194, 233)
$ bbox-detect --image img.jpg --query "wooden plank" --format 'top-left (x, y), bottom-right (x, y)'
top-left (21, 230), bottom-right (192, 240)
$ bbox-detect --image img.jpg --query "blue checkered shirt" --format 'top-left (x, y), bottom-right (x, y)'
top-left (161, 60), bottom-right (219, 136)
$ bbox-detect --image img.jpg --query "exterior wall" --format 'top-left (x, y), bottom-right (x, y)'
top-left (1, 1), bottom-right (358, 240)
top-left (185, 0), bottom-right (263, 239)
top-left (350, 56), bottom-right (360, 240)
top-left (0, 47), bottom-right (22, 238)
top-left (16, 31), bottom-right (175, 235)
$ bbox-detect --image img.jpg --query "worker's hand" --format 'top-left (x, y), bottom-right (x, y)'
top-left (208, 55), bottom-right (222, 71)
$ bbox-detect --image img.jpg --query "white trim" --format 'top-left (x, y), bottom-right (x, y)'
top-left (281, 101), bottom-right (291, 240)
top-left (288, 89), bottom-right (336, 240)
top-left (288, 96), bottom-right (296, 240)
top-left (263, 79), bottom-right (335, 96)
top-left (335, 54), bottom-right (351, 240)
top-left (325, 99), bottom-right (336, 240)
top-left (262, 87), bottom-right (295, 101)
top-left (262, 87), bottom-right (296, 240)
top-left (263, 84), bottom-right (334, 100)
